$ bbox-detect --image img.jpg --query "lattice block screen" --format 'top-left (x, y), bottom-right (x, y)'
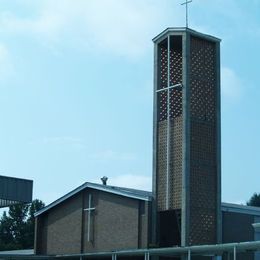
top-left (169, 38), bottom-right (182, 86)
top-left (189, 208), bottom-right (216, 245)
top-left (156, 36), bottom-right (183, 211)
top-left (169, 116), bottom-right (183, 209)
top-left (158, 36), bottom-right (183, 122)
top-left (157, 117), bottom-right (183, 211)
top-left (190, 37), bottom-right (216, 122)
top-left (157, 120), bottom-right (167, 211)
top-left (158, 39), bottom-right (168, 89)
top-left (189, 36), bottom-right (217, 245)
top-left (158, 88), bottom-right (183, 122)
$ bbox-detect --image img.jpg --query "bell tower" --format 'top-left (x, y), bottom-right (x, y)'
top-left (152, 28), bottom-right (221, 246)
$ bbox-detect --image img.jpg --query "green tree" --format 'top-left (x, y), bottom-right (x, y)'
top-left (26, 199), bottom-right (45, 248)
top-left (0, 199), bottom-right (45, 251)
top-left (8, 203), bottom-right (29, 249)
top-left (247, 193), bottom-right (260, 207)
top-left (0, 212), bottom-right (15, 250)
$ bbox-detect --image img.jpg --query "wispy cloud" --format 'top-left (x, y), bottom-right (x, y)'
top-left (30, 136), bottom-right (86, 149)
top-left (0, 43), bottom-right (13, 81)
top-left (0, 10), bottom-right (63, 36)
top-left (0, 0), bottom-right (182, 59)
top-left (42, 136), bottom-right (84, 144)
top-left (221, 66), bottom-right (243, 101)
top-left (89, 149), bottom-right (136, 161)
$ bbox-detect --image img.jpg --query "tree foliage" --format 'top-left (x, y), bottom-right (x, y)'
top-left (247, 193), bottom-right (260, 207)
top-left (0, 199), bottom-right (45, 251)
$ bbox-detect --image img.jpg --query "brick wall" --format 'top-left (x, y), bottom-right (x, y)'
top-left (222, 211), bottom-right (254, 260)
top-left (84, 189), bottom-right (148, 252)
top-left (35, 188), bottom-right (150, 255)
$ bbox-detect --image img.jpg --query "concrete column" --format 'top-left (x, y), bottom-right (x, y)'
top-left (181, 30), bottom-right (191, 247)
top-left (145, 252), bottom-right (150, 260)
top-left (216, 41), bottom-right (222, 244)
top-left (188, 249), bottom-right (191, 260)
top-left (151, 38), bottom-right (159, 246)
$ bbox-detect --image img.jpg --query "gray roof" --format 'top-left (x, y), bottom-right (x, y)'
top-left (222, 202), bottom-right (260, 216)
top-left (152, 27), bottom-right (221, 44)
top-left (0, 249), bottom-right (33, 255)
top-left (35, 180), bottom-right (260, 218)
top-left (35, 182), bottom-right (152, 217)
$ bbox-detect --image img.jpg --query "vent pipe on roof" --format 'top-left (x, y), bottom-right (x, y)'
top-left (101, 176), bottom-right (108, 185)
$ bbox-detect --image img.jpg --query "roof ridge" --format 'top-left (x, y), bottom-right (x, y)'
top-left (35, 181), bottom-right (152, 217)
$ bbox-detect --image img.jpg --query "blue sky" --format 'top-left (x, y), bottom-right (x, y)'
top-left (0, 0), bottom-right (259, 206)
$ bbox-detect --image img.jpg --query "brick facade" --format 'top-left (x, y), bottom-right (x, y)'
top-left (35, 188), bottom-right (150, 255)
top-left (222, 211), bottom-right (254, 260)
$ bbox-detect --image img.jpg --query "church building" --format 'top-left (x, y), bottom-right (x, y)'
top-left (34, 180), bottom-right (260, 259)
top-left (34, 27), bottom-right (260, 260)
top-left (34, 182), bottom-right (152, 255)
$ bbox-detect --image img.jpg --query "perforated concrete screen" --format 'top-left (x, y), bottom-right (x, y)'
top-left (157, 36), bottom-right (183, 212)
top-left (153, 28), bottom-right (221, 247)
top-left (189, 36), bottom-right (218, 245)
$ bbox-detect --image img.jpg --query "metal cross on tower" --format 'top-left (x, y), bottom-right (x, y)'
top-left (83, 194), bottom-right (95, 242)
top-left (181, 0), bottom-right (192, 28)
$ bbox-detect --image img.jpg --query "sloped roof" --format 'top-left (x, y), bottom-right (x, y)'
top-left (35, 181), bottom-right (260, 218)
top-left (222, 202), bottom-right (260, 216)
top-left (35, 182), bottom-right (152, 217)
top-left (152, 27), bottom-right (221, 44)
